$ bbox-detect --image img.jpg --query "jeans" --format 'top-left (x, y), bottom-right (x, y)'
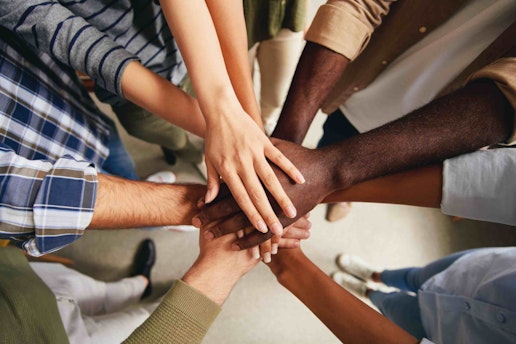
top-left (369, 249), bottom-right (474, 339)
top-left (317, 108), bottom-right (359, 148)
top-left (100, 122), bottom-right (138, 180)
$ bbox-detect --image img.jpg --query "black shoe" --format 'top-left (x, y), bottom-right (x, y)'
top-left (161, 147), bottom-right (177, 165)
top-left (132, 239), bottom-right (156, 299)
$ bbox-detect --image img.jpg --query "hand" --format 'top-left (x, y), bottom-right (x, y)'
top-left (195, 139), bottom-right (335, 249)
top-left (182, 227), bottom-right (259, 305)
top-left (260, 213), bottom-right (312, 263)
top-left (203, 111), bottom-right (305, 237)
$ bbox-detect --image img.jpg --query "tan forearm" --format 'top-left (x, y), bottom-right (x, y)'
top-left (272, 250), bottom-right (417, 344)
top-left (89, 174), bottom-right (205, 229)
top-left (205, 0), bottom-right (262, 126)
top-left (121, 61), bottom-right (206, 137)
top-left (323, 164), bottom-right (443, 208)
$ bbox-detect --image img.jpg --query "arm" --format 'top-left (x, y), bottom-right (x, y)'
top-left (196, 79), bottom-right (514, 248)
top-left (267, 248), bottom-right (418, 344)
top-left (124, 222), bottom-right (259, 343)
top-left (159, 0), bottom-right (304, 236)
top-left (273, 0), bottom-right (395, 142)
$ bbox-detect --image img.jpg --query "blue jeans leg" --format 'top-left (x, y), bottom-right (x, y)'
top-left (380, 249), bottom-right (477, 292)
top-left (317, 108), bottom-right (359, 148)
top-left (369, 290), bottom-right (426, 339)
top-left (100, 124), bottom-right (138, 180)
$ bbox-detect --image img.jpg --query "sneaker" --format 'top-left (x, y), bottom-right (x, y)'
top-left (325, 202), bottom-right (352, 222)
top-left (336, 254), bottom-right (376, 281)
top-left (146, 171), bottom-right (176, 184)
top-left (331, 271), bottom-right (368, 297)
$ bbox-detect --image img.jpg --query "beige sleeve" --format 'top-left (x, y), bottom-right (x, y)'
top-left (123, 280), bottom-right (221, 344)
top-left (305, 0), bottom-right (396, 60)
top-left (469, 58), bottom-right (516, 144)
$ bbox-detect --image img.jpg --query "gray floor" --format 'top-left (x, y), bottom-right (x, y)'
top-left (53, 98), bottom-right (516, 344)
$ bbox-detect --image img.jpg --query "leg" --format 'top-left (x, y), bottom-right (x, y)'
top-left (30, 262), bottom-right (147, 316)
top-left (317, 108), bottom-right (359, 148)
top-left (100, 121), bottom-right (139, 180)
top-left (83, 302), bottom-right (159, 344)
top-left (380, 249), bottom-right (476, 291)
top-left (256, 29), bottom-right (304, 135)
top-left (368, 290), bottom-right (426, 339)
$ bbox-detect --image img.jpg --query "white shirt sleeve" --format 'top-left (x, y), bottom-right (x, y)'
top-left (420, 339), bottom-right (435, 344)
top-left (441, 148), bottom-right (516, 225)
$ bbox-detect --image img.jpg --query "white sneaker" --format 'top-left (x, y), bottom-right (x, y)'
top-left (146, 171), bottom-right (176, 184)
top-left (331, 271), bottom-right (368, 297)
top-left (336, 254), bottom-right (376, 281)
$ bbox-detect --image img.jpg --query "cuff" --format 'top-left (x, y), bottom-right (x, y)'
top-left (27, 157), bottom-right (98, 256)
top-left (441, 149), bottom-right (516, 226)
top-left (468, 58), bottom-right (516, 144)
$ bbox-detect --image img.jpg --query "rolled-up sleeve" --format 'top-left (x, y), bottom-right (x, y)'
top-left (0, 146), bottom-right (98, 256)
top-left (305, 0), bottom-right (395, 60)
top-left (441, 148), bottom-right (516, 226)
top-left (468, 58), bottom-right (516, 144)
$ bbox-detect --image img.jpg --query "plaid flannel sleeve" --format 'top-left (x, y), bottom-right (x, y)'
top-left (0, 145), bottom-right (98, 256)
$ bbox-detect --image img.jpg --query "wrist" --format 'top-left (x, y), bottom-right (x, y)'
top-left (182, 259), bottom-right (239, 306)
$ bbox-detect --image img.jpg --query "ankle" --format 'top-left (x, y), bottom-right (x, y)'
top-left (372, 272), bottom-right (382, 283)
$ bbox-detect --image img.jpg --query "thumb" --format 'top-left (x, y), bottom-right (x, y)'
top-left (205, 159), bottom-right (220, 204)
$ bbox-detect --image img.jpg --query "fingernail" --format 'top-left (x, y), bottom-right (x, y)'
top-left (192, 217), bottom-right (202, 228)
top-left (237, 230), bottom-right (244, 239)
top-left (231, 243), bottom-right (241, 251)
top-left (263, 252), bottom-right (271, 263)
top-left (252, 247), bottom-right (261, 260)
top-left (271, 222), bottom-right (283, 236)
top-left (285, 204), bottom-right (297, 218)
top-left (256, 220), bottom-right (268, 233)
top-left (296, 171), bottom-right (305, 184)
top-left (204, 231), bottom-right (214, 240)
top-left (204, 190), bottom-right (212, 203)
top-left (271, 243), bottom-right (278, 254)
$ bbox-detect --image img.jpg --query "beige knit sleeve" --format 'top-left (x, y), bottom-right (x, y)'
top-left (123, 280), bottom-right (221, 344)
top-left (305, 0), bottom-right (395, 60)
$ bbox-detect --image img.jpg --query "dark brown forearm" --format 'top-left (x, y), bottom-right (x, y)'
top-left (324, 164), bottom-right (443, 208)
top-left (271, 250), bottom-right (417, 344)
top-left (328, 79), bottom-right (514, 190)
top-left (272, 42), bottom-right (349, 144)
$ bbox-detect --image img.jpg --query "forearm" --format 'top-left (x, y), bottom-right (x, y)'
top-left (121, 61), bottom-right (206, 137)
top-left (160, 0), bottom-right (244, 126)
top-left (89, 174), bottom-right (205, 229)
top-left (324, 164), bottom-right (443, 208)
top-left (328, 80), bottom-right (513, 191)
top-left (272, 42), bottom-right (349, 143)
top-left (270, 250), bottom-right (417, 344)
top-left (206, 0), bottom-right (262, 126)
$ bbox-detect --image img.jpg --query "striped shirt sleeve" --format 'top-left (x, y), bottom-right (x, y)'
top-left (0, 145), bottom-right (98, 256)
top-left (0, 1), bottom-right (138, 95)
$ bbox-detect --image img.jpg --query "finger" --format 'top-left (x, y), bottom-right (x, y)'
top-left (271, 234), bottom-right (280, 255)
top-left (205, 159), bottom-right (220, 203)
top-left (265, 143), bottom-right (305, 184)
top-left (232, 230), bottom-right (273, 250)
top-left (260, 239), bottom-right (272, 263)
top-left (287, 217), bottom-right (312, 231)
top-left (196, 193), bottom-right (240, 223)
top-left (281, 226), bottom-right (311, 241)
top-left (277, 238), bottom-right (301, 249)
top-left (255, 159), bottom-right (297, 220)
top-left (204, 213), bottom-right (252, 238)
top-left (222, 169), bottom-right (270, 234)
top-left (238, 165), bottom-right (284, 236)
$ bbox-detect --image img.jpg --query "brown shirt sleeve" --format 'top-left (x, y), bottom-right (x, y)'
top-left (305, 0), bottom-right (396, 60)
top-left (469, 58), bottom-right (516, 144)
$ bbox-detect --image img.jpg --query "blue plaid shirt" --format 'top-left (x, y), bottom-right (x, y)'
top-left (0, 29), bottom-right (111, 256)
